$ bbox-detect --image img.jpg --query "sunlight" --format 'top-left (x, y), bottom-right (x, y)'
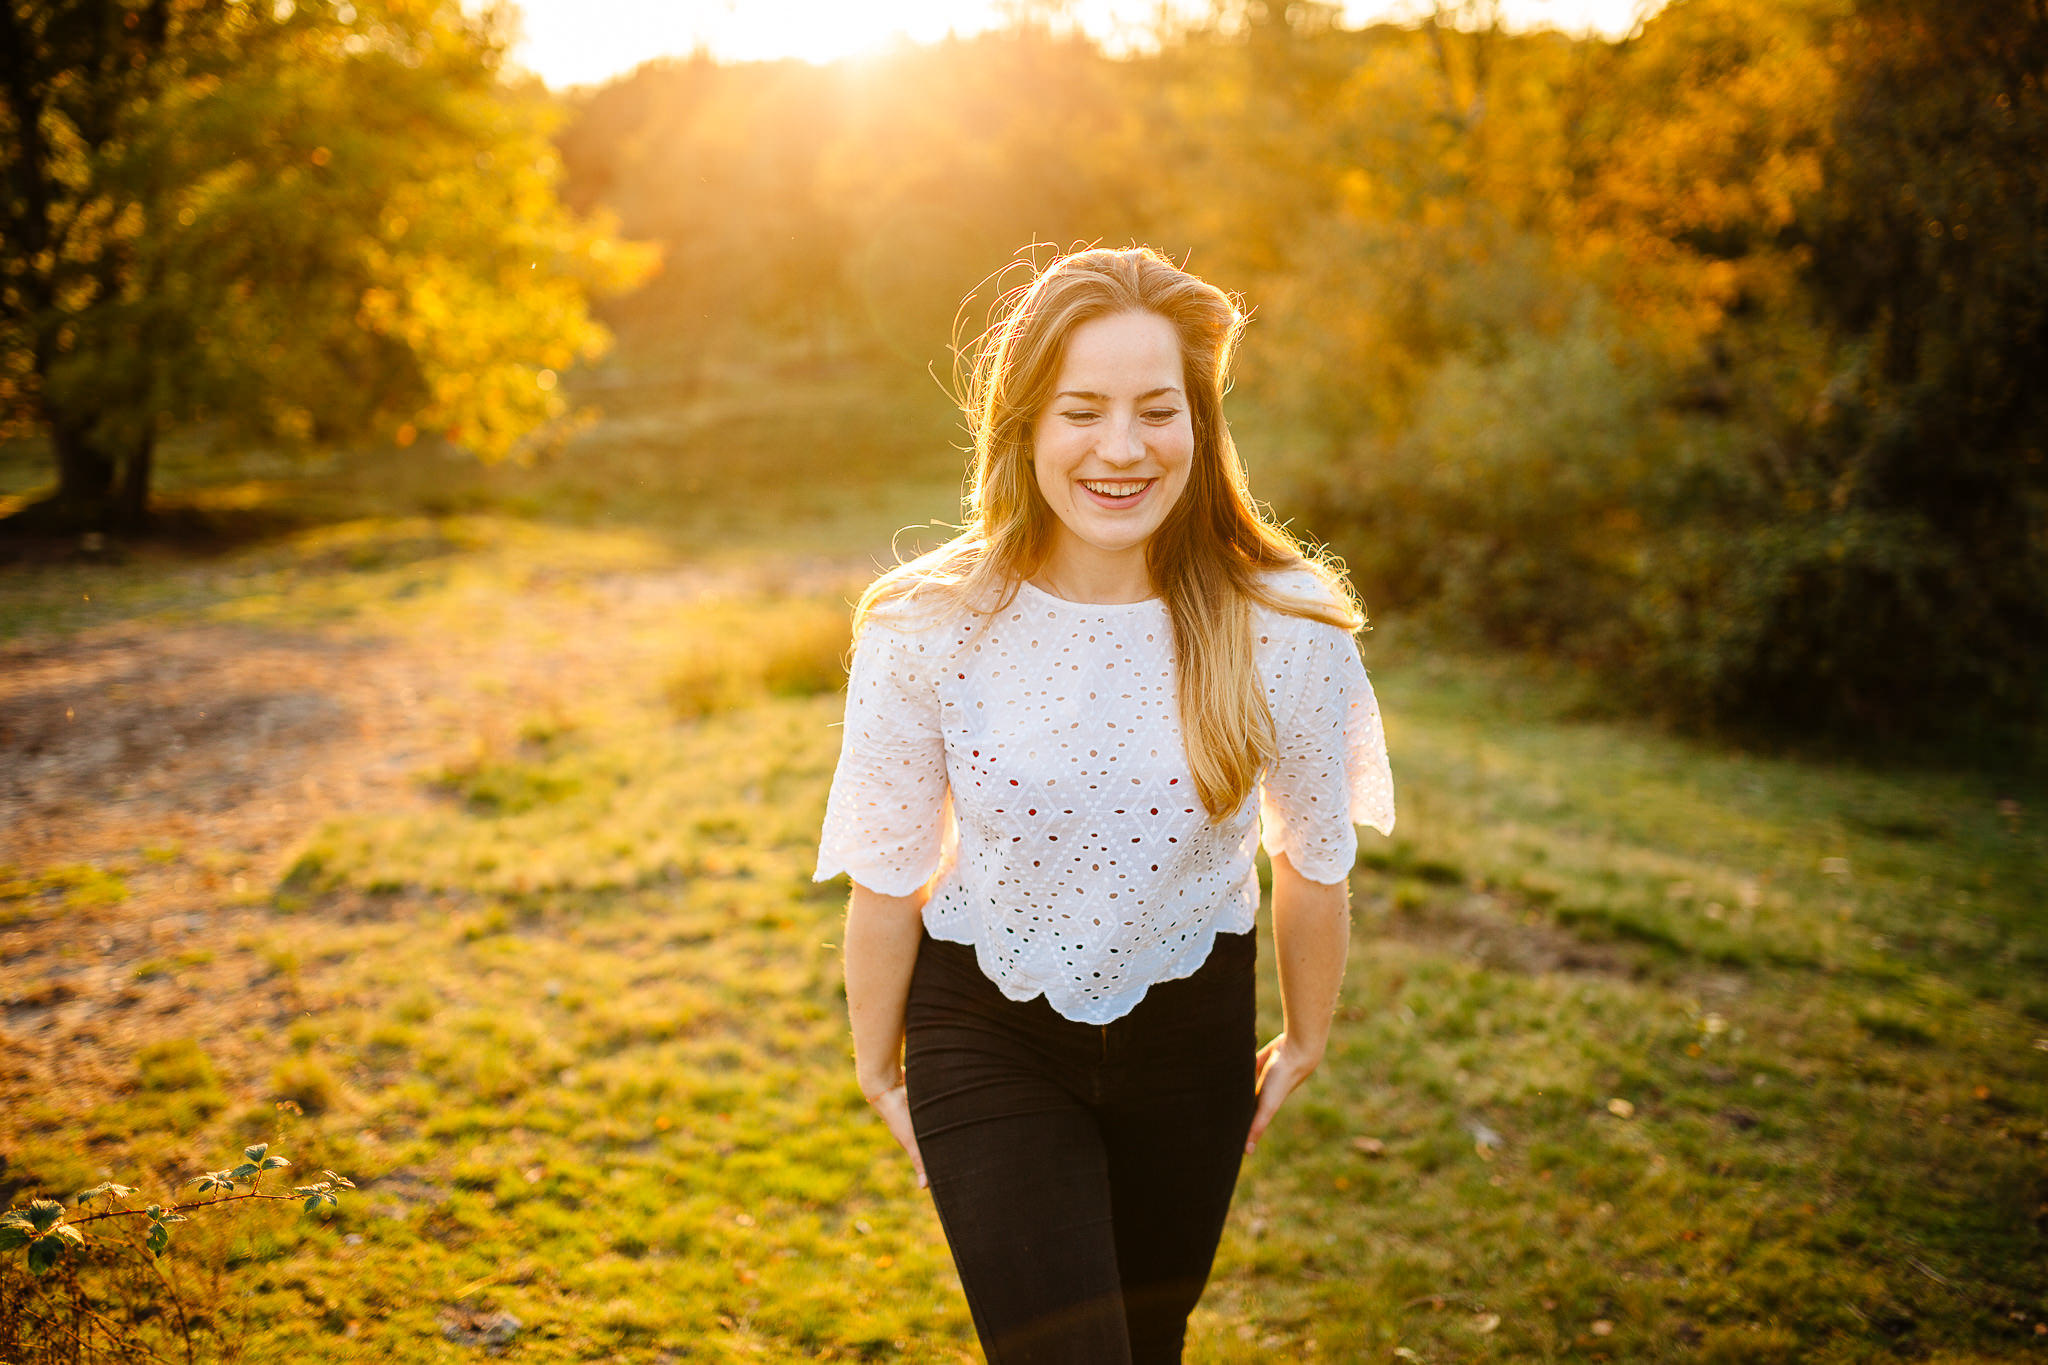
top-left (507, 0), bottom-right (1662, 89)
top-left (508, 0), bottom-right (1010, 86)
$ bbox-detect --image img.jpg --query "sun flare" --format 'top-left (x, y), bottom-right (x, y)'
top-left (509, 0), bottom-right (1010, 86)
top-left (506, 0), bottom-right (1655, 88)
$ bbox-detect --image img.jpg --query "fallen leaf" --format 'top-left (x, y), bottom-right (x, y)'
top-left (1352, 1136), bottom-right (1387, 1157)
top-left (1591, 1319), bottom-right (1614, 1336)
top-left (1607, 1098), bottom-right (1635, 1119)
top-left (1472, 1313), bottom-right (1501, 1334)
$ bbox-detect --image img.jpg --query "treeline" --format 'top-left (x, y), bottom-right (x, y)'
top-left (557, 0), bottom-right (2047, 749)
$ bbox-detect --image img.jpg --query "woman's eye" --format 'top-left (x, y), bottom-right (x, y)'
top-left (1144, 408), bottom-right (1181, 423)
top-left (1061, 410), bottom-right (1098, 422)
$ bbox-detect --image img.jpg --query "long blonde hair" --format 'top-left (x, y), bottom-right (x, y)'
top-left (856, 245), bottom-right (1363, 819)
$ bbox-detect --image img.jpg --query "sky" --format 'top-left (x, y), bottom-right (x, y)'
top-left (503, 0), bottom-right (1661, 89)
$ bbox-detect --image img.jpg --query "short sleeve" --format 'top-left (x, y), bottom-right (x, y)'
top-left (1258, 620), bottom-right (1396, 884)
top-left (813, 610), bottom-right (951, 896)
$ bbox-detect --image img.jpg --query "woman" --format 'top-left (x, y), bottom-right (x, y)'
top-left (815, 246), bottom-right (1395, 1364)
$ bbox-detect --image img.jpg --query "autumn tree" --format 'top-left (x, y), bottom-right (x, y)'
top-left (0, 0), bottom-right (650, 533)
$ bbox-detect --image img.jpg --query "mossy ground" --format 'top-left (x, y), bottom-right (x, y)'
top-left (1, 355), bottom-right (2043, 1361)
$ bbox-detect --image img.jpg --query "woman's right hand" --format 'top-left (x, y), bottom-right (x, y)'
top-left (865, 1079), bottom-right (927, 1190)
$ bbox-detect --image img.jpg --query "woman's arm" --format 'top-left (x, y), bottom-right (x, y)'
top-left (844, 880), bottom-right (931, 1187)
top-left (1246, 850), bottom-right (1352, 1155)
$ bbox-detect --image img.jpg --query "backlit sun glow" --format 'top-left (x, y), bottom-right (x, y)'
top-left (505, 0), bottom-right (1656, 89)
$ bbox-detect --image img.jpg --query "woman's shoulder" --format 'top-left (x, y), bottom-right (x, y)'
top-left (1251, 560), bottom-right (1360, 637)
top-left (859, 583), bottom-right (972, 642)
top-left (853, 536), bottom-right (1012, 640)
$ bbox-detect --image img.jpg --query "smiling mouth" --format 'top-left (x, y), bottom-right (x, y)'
top-left (1080, 479), bottom-right (1152, 501)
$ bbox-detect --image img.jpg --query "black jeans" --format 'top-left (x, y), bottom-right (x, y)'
top-left (903, 927), bottom-right (1259, 1365)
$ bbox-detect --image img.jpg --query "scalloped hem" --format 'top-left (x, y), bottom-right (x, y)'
top-left (812, 856), bottom-right (938, 899)
top-left (921, 907), bottom-right (1254, 1027)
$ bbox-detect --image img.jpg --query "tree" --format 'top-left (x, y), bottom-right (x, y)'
top-left (0, 0), bottom-right (652, 533)
top-left (1790, 0), bottom-right (2048, 725)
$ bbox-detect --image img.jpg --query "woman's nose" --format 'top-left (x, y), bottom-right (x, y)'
top-left (1100, 415), bottom-right (1146, 465)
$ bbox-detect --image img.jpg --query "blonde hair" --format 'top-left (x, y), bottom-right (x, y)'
top-left (856, 245), bottom-right (1363, 819)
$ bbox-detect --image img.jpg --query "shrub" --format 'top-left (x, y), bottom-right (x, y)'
top-left (270, 1057), bottom-right (342, 1117)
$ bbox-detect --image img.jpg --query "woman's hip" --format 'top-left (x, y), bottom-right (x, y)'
top-left (904, 926), bottom-right (1256, 1073)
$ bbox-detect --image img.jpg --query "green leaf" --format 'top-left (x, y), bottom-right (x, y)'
top-left (27, 1200), bottom-right (64, 1234)
top-left (323, 1171), bottom-right (357, 1189)
top-left (146, 1222), bottom-right (170, 1257)
top-left (243, 1143), bottom-right (269, 1164)
top-left (76, 1181), bottom-right (137, 1205)
top-left (260, 1155), bottom-right (290, 1171)
top-left (27, 1235), bottom-right (66, 1274)
top-left (0, 1214), bottom-right (34, 1252)
top-left (230, 1162), bottom-right (261, 1180)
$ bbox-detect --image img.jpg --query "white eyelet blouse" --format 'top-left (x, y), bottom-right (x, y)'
top-left (814, 565), bottom-right (1396, 1025)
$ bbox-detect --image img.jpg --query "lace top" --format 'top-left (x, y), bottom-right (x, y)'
top-left (814, 566), bottom-right (1396, 1025)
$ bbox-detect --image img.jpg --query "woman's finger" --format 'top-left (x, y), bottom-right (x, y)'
top-left (1244, 1037), bottom-right (1311, 1156)
top-left (872, 1086), bottom-right (928, 1189)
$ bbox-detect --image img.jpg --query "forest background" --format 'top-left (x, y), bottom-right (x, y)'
top-left (2, 0), bottom-right (2046, 1360)
top-left (4, 0), bottom-right (2044, 747)
top-left (552, 0), bottom-right (2046, 751)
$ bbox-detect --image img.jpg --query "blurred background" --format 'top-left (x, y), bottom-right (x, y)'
top-left (3, 3), bottom-right (2046, 1361)
top-left (5, 0), bottom-right (2043, 750)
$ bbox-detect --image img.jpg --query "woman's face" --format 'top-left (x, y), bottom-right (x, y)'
top-left (1029, 310), bottom-right (1194, 584)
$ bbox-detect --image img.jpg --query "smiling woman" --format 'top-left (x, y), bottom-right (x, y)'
top-left (815, 245), bottom-right (1396, 1362)
top-left (1030, 311), bottom-right (1194, 602)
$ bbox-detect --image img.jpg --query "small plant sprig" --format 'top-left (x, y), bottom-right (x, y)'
top-left (0, 1145), bottom-right (356, 1364)
top-left (0, 1144), bottom-right (354, 1276)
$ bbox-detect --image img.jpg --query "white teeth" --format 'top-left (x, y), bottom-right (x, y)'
top-left (1082, 480), bottom-right (1149, 498)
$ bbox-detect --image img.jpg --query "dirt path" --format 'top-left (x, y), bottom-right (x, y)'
top-left (0, 557), bottom-right (862, 1138)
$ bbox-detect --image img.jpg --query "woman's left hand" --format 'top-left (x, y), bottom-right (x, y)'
top-left (1246, 1032), bottom-right (1323, 1155)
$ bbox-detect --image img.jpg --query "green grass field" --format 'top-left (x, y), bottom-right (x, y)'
top-left (2, 354), bottom-right (2044, 1361)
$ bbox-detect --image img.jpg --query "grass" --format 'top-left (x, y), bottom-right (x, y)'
top-left (1, 352), bottom-right (2044, 1361)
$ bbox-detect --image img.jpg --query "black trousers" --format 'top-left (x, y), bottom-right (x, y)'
top-left (903, 926), bottom-right (1260, 1365)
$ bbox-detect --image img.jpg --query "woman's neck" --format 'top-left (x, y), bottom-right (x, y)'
top-left (1031, 543), bottom-right (1155, 604)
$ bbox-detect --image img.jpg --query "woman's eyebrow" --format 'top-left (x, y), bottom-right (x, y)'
top-left (1054, 387), bottom-right (1185, 401)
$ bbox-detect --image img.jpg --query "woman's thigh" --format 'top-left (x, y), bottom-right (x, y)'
top-left (1098, 931), bottom-right (1260, 1363)
top-left (903, 935), bottom-right (1133, 1364)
